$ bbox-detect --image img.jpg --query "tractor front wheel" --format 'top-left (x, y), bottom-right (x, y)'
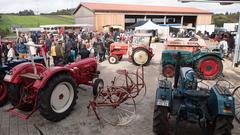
top-left (0, 81), bottom-right (8, 107)
top-left (108, 55), bottom-right (119, 64)
top-left (162, 64), bottom-right (175, 78)
top-left (132, 48), bottom-right (151, 66)
top-left (92, 78), bottom-right (104, 97)
top-left (195, 56), bottom-right (223, 80)
top-left (153, 105), bottom-right (170, 135)
top-left (39, 73), bottom-right (78, 122)
top-left (207, 117), bottom-right (233, 135)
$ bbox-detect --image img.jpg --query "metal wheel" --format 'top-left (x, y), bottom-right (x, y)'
top-left (39, 73), bottom-right (77, 122)
top-left (232, 86), bottom-right (240, 123)
top-left (112, 72), bottom-right (146, 104)
top-left (132, 48), bottom-right (151, 66)
top-left (96, 87), bottom-right (136, 126)
top-left (195, 56), bottom-right (223, 80)
top-left (108, 55), bottom-right (119, 64)
top-left (162, 64), bottom-right (175, 78)
top-left (50, 82), bottom-right (75, 113)
top-left (92, 78), bottom-right (104, 96)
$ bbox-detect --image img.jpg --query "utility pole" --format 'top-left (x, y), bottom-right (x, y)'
top-left (233, 16), bottom-right (240, 67)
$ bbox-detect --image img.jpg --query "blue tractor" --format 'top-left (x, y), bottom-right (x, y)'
top-left (153, 52), bottom-right (235, 135)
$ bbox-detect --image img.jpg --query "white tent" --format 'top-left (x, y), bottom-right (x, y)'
top-left (135, 20), bottom-right (162, 30)
top-left (135, 20), bottom-right (169, 40)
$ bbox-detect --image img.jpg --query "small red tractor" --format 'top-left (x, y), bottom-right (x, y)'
top-left (108, 33), bottom-right (154, 66)
top-left (4, 43), bottom-right (102, 122)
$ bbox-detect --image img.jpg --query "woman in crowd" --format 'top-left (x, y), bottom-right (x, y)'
top-left (55, 41), bottom-right (64, 65)
top-left (7, 44), bottom-right (15, 62)
top-left (16, 41), bottom-right (28, 58)
top-left (51, 42), bottom-right (57, 65)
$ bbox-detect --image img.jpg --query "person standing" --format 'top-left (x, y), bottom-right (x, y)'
top-left (27, 38), bottom-right (37, 56)
top-left (55, 41), bottom-right (64, 65)
top-left (79, 44), bottom-right (90, 59)
top-left (16, 42), bottom-right (27, 58)
top-left (218, 37), bottom-right (228, 58)
top-left (39, 39), bottom-right (47, 56)
top-left (7, 44), bottom-right (15, 62)
top-left (51, 42), bottom-right (57, 65)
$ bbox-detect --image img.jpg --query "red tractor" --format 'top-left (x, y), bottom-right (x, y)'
top-left (4, 44), bottom-right (102, 122)
top-left (108, 34), bottom-right (154, 66)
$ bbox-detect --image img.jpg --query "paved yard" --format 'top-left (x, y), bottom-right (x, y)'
top-left (0, 43), bottom-right (240, 135)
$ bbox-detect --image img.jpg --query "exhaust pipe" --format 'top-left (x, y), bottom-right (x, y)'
top-left (174, 52), bottom-right (181, 89)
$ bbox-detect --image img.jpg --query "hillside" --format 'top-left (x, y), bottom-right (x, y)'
top-left (0, 15), bottom-right (74, 29)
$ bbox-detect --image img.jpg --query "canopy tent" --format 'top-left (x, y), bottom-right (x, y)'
top-left (128, 21), bottom-right (147, 29)
top-left (135, 20), bottom-right (162, 30)
top-left (135, 20), bottom-right (169, 39)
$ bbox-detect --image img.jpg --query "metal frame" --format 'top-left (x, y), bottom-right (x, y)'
top-left (88, 66), bottom-right (145, 125)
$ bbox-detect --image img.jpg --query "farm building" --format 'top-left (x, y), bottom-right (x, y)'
top-left (73, 2), bottom-right (212, 32)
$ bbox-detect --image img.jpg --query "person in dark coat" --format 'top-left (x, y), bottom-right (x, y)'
top-left (79, 44), bottom-right (90, 59)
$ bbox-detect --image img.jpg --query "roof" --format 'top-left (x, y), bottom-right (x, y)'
top-left (73, 2), bottom-right (212, 15)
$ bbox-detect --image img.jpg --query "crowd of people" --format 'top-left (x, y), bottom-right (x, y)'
top-left (0, 29), bottom-right (133, 66)
top-left (0, 28), bottom-right (237, 65)
top-left (196, 30), bottom-right (236, 58)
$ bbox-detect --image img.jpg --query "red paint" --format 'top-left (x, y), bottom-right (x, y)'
top-left (6, 62), bottom-right (46, 83)
top-left (199, 58), bottom-right (219, 77)
top-left (110, 42), bottom-right (128, 56)
top-left (163, 65), bottom-right (175, 78)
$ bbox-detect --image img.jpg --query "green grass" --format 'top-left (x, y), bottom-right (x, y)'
top-left (0, 15), bottom-right (74, 29)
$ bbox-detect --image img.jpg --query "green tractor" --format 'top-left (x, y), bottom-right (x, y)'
top-left (162, 49), bottom-right (223, 80)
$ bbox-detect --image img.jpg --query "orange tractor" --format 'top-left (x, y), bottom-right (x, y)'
top-left (108, 34), bottom-right (154, 66)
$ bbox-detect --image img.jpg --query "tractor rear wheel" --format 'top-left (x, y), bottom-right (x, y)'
top-left (0, 81), bottom-right (8, 107)
top-left (162, 64), bottom-right (175, 78)
top-left (232, 86), bottom-right (240, 123)
top-left (195, 56), bottom-right (223, 80)
top-left (153, 105), bottom-right (170, 135)
top-left (132, 48), bottom-right (151, 66)
top-left (108, 55), bottom-right (119, 64)
top-left (207, 117), bottom-right (233, 135)
top-left (39, 73), bottom-right (77, 122)
top-left (92, 78), bottom-right (104, 97)
top-left (8, 84), bottom-right (34, 111)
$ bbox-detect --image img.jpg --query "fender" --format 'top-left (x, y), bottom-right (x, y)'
top-left (193, 52), bottom-right (223, 62)
top-left (33, 66), bottom-right (74, 90)
top-left (4, 62), bottom-right (46, 83)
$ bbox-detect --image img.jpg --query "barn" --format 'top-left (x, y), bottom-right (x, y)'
top-left (73, 2), bottom-right (212, 32)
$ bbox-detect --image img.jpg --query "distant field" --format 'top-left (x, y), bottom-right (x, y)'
top-left (0, 15), bottom-right (74, 29)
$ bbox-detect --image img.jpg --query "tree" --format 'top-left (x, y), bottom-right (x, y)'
top-left (19, 10), bottom-right (35, 16)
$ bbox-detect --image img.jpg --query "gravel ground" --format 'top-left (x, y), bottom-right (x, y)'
top-left (0, 43), bottom-right (239, 135)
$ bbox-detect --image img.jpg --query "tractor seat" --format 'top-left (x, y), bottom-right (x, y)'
top-left (184, 90), bottom-right (210, 101)
top-left (116, 69), bottom-right (128, 75)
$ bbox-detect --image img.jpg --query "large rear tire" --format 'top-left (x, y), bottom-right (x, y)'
top-left (207, 117), bottom-right (233, 135)
top-left (39, 73), bottom-right (78, 122)
top-left (132, 48), bottom-right (151, 66)
top-left (8, 84), bottom-right (34, 111)
top-left (232, 86), bottom-right (240, 123)
top-left (0, 81), bottom-right (8, 107)
top-left (195, 56), bottom-right (223, 80)
top-left (153, 105), bottom-right (170, 135)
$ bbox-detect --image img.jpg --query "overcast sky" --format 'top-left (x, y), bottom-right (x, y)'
top-left (0, 0), bottom-right (239, 14)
